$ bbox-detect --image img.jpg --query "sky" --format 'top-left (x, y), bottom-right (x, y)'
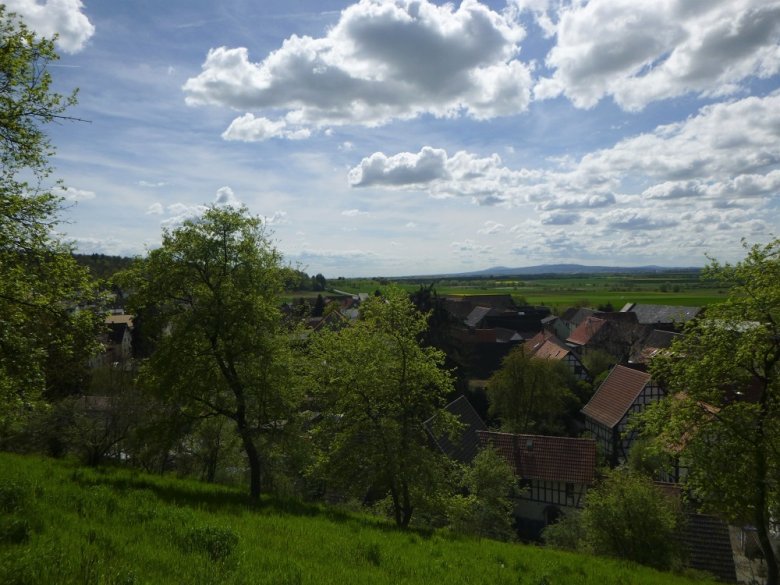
top-left (11, 0), bottom-right (780, 277)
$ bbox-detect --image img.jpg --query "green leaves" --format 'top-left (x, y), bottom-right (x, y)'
top-left (307, 287), bottom-right (456, 527)
top-left (0, 8), bottom-right (103, 434)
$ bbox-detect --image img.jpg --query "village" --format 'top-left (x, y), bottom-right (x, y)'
top-left (88, 281), bottom-right (771, 584)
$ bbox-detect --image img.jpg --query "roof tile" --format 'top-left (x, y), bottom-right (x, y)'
top-left (581, 365), bottom-right (651, 428)
top-left (478, 431), bottom-right (596, 485)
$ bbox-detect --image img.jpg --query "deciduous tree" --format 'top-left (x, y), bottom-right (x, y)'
top-left (487, 347), bottom-right (578, 435)
top-left (0, 7), bottom-right (102, 435)
top-left (120, 206), bottom-right (299, 499)
top-left (307, 287), bottom-right (456, 527)
top-left (643, 239), bottom-right (780, 584)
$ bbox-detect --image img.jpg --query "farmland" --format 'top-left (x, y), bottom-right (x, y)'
top-left (328, 270), bottom-right (726, 313)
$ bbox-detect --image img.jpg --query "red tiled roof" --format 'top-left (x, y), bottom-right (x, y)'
top-left (532, 334), bottom-right (571, 361)
top-left (478, 431), bottom-right (596, 485)
top-left (581, 365), bottom-right (651, 428)
top-left (566, 316), bottom-right (607, 346)
top-left (524, 330), bottom-right (554, 353)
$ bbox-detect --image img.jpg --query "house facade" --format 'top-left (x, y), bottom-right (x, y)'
top-left (479, 431), bottom-right (596, 538)
top-left (581, 364), bottom-right (664, 465)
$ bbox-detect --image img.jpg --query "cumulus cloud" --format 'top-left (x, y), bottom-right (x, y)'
top-left (138, 180), bottom-right (167, 188)
top-left (54, 186), bottom-right (95, 201)
top-left (146, 203), bottom-right (164, 215)
top-left (349, 146), bottom-right (533, 204)
top-left (159, 186), bottom-right (243, 227)
top-left (5, 0), bottom-right (94, 53)
top-left (347, 92), bottom-right (780, 248)
top-left (213, 186), bottom-right (241, 207)
top-left (221, 114), bottom-right (312, 141)
top-left (183, 0), bottom-right (532, 139)
top-left (353, 93), bottom-right (780, 206)
top-left (532, 0), bottom-right (780, 110)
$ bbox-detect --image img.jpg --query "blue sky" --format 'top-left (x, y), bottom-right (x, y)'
top-left (13, 0), bottom-right (780, 276)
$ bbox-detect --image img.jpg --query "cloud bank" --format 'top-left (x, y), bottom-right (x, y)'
top-left (184, 0), bottom-right (532, 140)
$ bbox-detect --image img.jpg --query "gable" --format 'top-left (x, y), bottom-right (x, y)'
top-left (581, 365), bottom-right (651, 429)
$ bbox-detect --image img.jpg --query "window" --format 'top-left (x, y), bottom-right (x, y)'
top-left (565, 483), bottom-right (575, 505)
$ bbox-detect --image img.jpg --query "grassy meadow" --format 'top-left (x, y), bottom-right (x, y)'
top-left (328, 271), bottom-right (726, 312)
top-left (0, 453), bottom-right (719, 585)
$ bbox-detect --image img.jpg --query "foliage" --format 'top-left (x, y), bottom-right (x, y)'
top-left (542, 510), bottom-right (586, 552)
top-left (119, 206), bottom-right (301, 499)
top-left (307, 287), bottom-right (457, 527)
top-left (487, 346), bottom-right (579, 435)
top-left (448, 448), bottom-right (517, 541)
top-left (580, 468), bottom-right (684, 571)
top-left (643, 238), bottom-right (780, 583)
top-left (0, 453), bottom-right (720, 585)
top-left (0, 7), bottom-right (103, 436)
top-left (581, 349), bottom-right (617, 380)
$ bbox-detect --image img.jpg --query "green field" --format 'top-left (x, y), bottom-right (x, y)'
top-left (328, 272), bottom-right (726, 312)
top-left (0, 453), bottom-right (719, 585)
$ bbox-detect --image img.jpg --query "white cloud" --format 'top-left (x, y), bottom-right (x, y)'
top-left (54, 186), bottom-right (95, 201)
top-left (264, 211), bottom-right (289, 225)
top-left (160, 187), bottom-right (243, 227)
top-left (346, 92), bottom-right (780, 252)
top-left (532, 0), bottom-right (780, 110)
top-left (214, 186), bottom-right (241, 207)
top-left (5, 0), bottom-right (94, 53)
top-left (477, 220), bottom-right (505, 234)
top-left (341, 209), bottom-right (370, 217)
top-left (146, 202), bottom-right (164, 215)
top-left (221, 114), bottom-right (312, 141)
top-left (138, 180), bottom-right (167, 188)
top-left (183, 0), bottom-right (532, 138)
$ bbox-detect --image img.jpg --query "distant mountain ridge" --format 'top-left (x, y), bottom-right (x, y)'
top-left (404, 264), bottom-right (702, 278)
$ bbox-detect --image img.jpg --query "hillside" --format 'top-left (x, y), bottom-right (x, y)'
top-left (0, 454), bottom-right (718, 585)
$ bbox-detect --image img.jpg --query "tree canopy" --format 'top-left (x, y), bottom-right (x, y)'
top-left (120, 206), bottom-right (299, 499)
top-left (307, 286), bottom-right (456, 527)
top-left (487, 346), bottom-right (578, 435)
top-left (643, 239), bottom-right (780, 583)
top-left (0, 8), bottom-right (102, 436)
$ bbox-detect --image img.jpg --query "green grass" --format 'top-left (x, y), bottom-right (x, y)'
top-left (0, 453), bottom-right (719, 585)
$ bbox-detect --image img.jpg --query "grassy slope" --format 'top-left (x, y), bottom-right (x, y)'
top-left (0, 454), bottom-right (717, 585)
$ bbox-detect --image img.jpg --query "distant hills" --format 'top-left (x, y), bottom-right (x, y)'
top-left (405, 264), bottom-right (702, 278)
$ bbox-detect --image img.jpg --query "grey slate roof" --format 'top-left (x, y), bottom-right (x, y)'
top-left (424, 395), bottom-right (487, 464)
top-left (464, 306), bottom-right (492, 328)
top-left (683, 514), bottom-right (737, 582)
top-left (621, 303), bottom-right (702, 325)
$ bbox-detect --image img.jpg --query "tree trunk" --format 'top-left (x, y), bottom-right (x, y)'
top-left (238, 427), bottom-right (262, 500)
top-left (755, 439), bottom-right (778, 585)
top-left (400, 481), bottom-right (413, 528)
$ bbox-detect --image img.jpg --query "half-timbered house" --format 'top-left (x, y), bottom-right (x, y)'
top-left (581, 364), bottom-right (664, 466)
top-left (478, 430), bottom-right (596, 538)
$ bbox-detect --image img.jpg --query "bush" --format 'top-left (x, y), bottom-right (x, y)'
top-left (542, 511), bottom-right (585, 552)
top-left (448, 448), bottom-right (516, 541)
top-left (580, 468), bottom-right (683, 570)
